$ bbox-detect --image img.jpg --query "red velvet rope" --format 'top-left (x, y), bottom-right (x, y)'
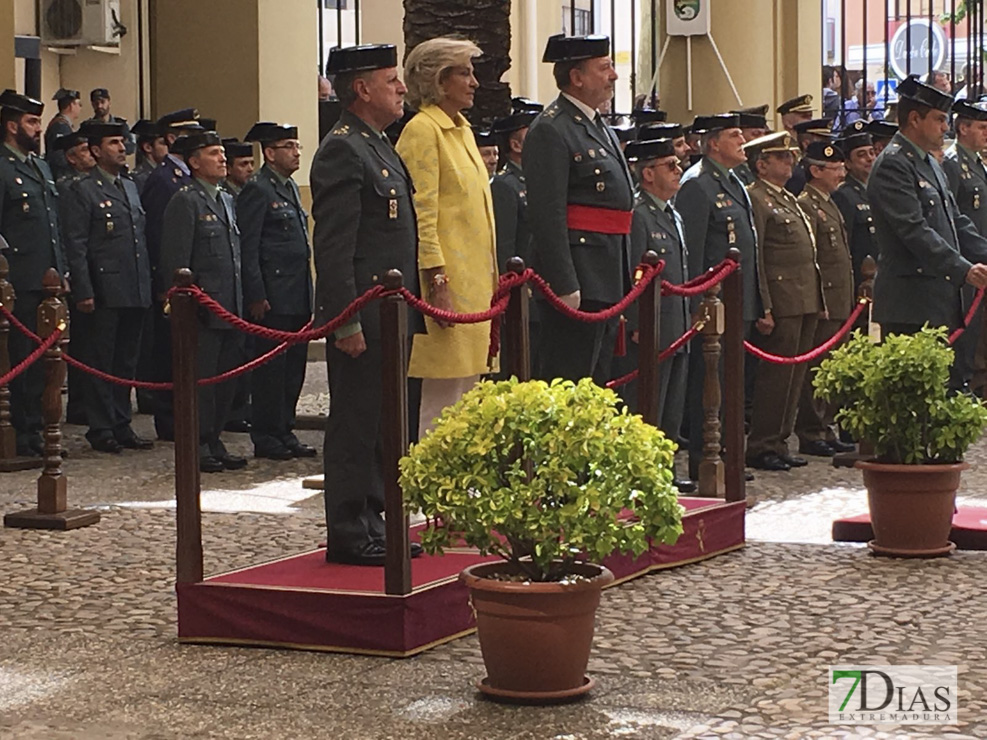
top-left (743, 300), bottom-right (869, 365)
top-left (660, 260), bottom-right (739, 297)
top-left (605, 324), bottom-right (702, 390)
top-left (0, 327), bottom-right (63, 387)
top-left (527, 261), bottom-right (663, 322)
top-left (948, 287), bottom-right (985, 345)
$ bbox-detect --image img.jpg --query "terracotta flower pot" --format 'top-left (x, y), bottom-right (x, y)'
top-left (856, 460), bottom-right (967, 558)
top-left (460, 561), bottom-right (614, 703)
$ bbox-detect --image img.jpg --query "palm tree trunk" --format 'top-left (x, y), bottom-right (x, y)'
top-left (403, 0), bottom-right (512, 123)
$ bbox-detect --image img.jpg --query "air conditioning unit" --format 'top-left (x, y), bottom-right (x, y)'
top-left (40, 0), bottom-right (125, 48)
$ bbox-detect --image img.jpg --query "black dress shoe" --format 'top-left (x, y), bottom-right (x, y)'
top-left (328, 541), bottom-right (388, 566)
top-left (779, 453), bottom-right (808, 467)
top-left (799, 440), bottom-right (835, 457)
top-left (674, 478), bottom-right (697, 494)
top-left (90, 436), bottom-right (123, 454)
top-left (224, 419), bottom-right (251, 434)
top-left (116, 431), bottom-right (154, 450)
top-left (827, 438), bottom-right (856, 453)
top-left (369, 539), bottom-right (426, 559)
top-left (746, 452), bottom-right (791, 471)
top-left (255, 445), bottom-right (294, 461)
top-left (200, 456), bottom-right (225, 474)
top-left (745, 471), bottom-right (755, 482)
top-left (286, 441), bottom-right (317, 458)
top-left (217, 452), bottom-right (248, 470)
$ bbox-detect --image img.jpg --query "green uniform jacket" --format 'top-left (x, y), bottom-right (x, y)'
top-left (0, 147), bottom-right (64, 294)
top-left (676, 157), bottom-right (759, 321)
top-left (868, 131), bottom-right (987, 327)
top-left (237, 163), bottom-right (312, 317)
top-left (159, 179), bottom-right (242, 329)
top-left (44, 115), bottom-right (73, 181)
top-left (799, 183), bottom-right (854, 320)
top-left (629, 193), bottom-right (690, 352)
top-left (748, 179), bottom-right (824, 318)
top-left (490, 159), bottom-right (532, 272)
top-left (943, 142), bottom-right (987, 236)
top-left (310, 109), bottom-right (419, 333)
top-left (522, 95), bottom-right (634, 303)
top-left (831, 174), bottom-right (876, 286)
top-left (62, 168), bottom-right (152, 308)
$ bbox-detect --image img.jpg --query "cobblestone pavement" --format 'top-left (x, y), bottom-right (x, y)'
top-left (2, 368), bottom-right (987, 738)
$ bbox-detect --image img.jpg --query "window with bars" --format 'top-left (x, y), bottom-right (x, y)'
top-left (564, 7), bottom-right (593, 36)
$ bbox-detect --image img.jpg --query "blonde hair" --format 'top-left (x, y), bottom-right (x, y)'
top-left (404, 36), bottom-right (482, 110)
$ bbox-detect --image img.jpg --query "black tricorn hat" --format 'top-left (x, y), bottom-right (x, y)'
top-left (952, 98), bottom-right (987, 121)
top-left (175, 130), bottom-right (223, 157)
top-left (733, 103), bottom-right (770, 117)
top-left (543, 34), bottom-right (610, 63)
top-left (866, 119), bottom-right (898, 140)
top-left (511, 96), bottom-right (544, 114)
top-left (131, 119), bottom-right (165, 140)
top-left (0, 89), bottom-right (43, 116)
top-left (624, 138), bottom-right (676, 162)
top-left (838, 132), bottom-right (873, 152)
top-left (897, 74), bottom-right (953, 113)
top-left (53, 88), bottom-right (80, 103)
top-left (639, 122), bottom-right (684, 141)
top-left (222, 137), bottom-right (254, 159)
top-left (492, 111), bottom-right (538, 136)
top-left (244, 122), bottom-right (298, 143)
top-left (735, 113), bottom-right (768, 129)
top-left (473, 129), bottom-right (497, 148)
top-left (84, 121), bottom-right (127, 144)
top-left (326, 44), bottom-right (398, 75)
top-left (53, 130), bottom-right (89, 151)
top-left (691, 114), bottom-right (741, 134)
top-left (632, 108), bottom-right (668, 125)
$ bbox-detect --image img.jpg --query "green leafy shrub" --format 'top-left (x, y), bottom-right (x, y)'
top-left (813, 327), bottom-right (987, 464)
top-left (399, 378), bottom-right (684, 581)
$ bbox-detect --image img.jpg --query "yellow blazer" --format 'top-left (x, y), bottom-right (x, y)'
top-left (396, 105), bottom-right (498, 379)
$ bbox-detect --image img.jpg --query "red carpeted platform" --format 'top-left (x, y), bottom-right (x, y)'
top-left (177, 497), bottom-right (745, 657)
top-left (833, 505), bottom-right (987, 550)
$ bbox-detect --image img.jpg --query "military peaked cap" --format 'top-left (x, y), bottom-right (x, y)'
top-left (542, 34), bottom-right (610, 62)
top-left (691, 114), bottom-right (740, 134)
top-left (638, 122), bottom-right (683, 141)
top-left (244, 122), bottom-right (298, 143)
top-left (90, 88), bottom-right (110, 101)
top-left (793, 117), bottom-right (835, 137)
top-left (326, 44), bottom-right (398, 75)
top-left (777, 94), bottom-right (814, 115)
top-left (838, 132), bottom-right (873, 152)
top-left (743, 130), bottom-right (799, 156)
top-left (157, 108), bottom-right (200, 129)
top-left (624, 138), bottom-right (676, 162)
top-left (897, 74), bottom-right (953, 112)
top-left (0, 89), bottom-right (43, 116)
top-left (803, 140), bottom-right (845, 163)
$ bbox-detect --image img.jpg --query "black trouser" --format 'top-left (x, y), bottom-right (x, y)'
top-left (83, 306), bottom-right (146, 441)
top-left (9, 290), bottom-right (44, 447)
top-left (65, 303), bottom-right (89, 424)
top-left (227, 335), bottom-right (253, 426)
top-left (536, 299), bottom-right (618, 384)
top-left (951, 286), bottom-right (983, 392)
top-left (197, 327), bottom-right (243, 446)
top-left (135, 305), bottom-right (156, 413)
top-left (324, 332), bottom-right (387, 554)
top-left (146, 302), bottom-right (174, 439)
top-left (250, 313), bottom-right (309, 451)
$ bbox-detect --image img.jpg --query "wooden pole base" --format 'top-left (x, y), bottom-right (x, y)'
top-left (0, 456), bottom-right (44, 472)
top-left (302, 475), bottom-right (324, 490)
top-left (4, 507), bottom-right (100, 530)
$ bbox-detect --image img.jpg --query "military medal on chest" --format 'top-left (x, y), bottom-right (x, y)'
top-left (727, 217), bottom-right (736, 245)
top-left (975, 189), bottom-right (981, 210)
top-left (389, 199), bottom-right (398, 220)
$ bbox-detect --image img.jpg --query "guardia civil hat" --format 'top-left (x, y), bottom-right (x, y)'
top-left (0, 89), bottom-right (43, 116)
top-left (776, 94), bottom-right (814, 115)
top-left (793, 118), bottom-right (835, 137)
top-left (632, 108), bottom-right (668, 125)
top-left (175, 130), bottom-right (222, 157)
top-left (866, 119), bottom-right (897, 140)
top-left (52, 88), bottom-right (80, 104)
top-left (52, 130), bottom-right (89, 151)
top-left (84, 121), bottom-right (127, 144)
top-left (624, 138), bottom-right (676, 163)
top-left (473, 128), bottom-right (497, 148)
top-left (511, 97), bottom-right (544, 114)
top-left (952, 98), bottom-right (987, 121)
top-left (244, 122), bottom-right (298, 143)
top-left (131, 119), bottom-right (165, 140)
top-left (607, 114), bottom-right (637, 142)
top-left (733, 103), bottom-right (770, 117)
top-left (492, 111), bottom-right (538, 135)
top-left (690, 114), bottom-right (740, 134)
top-left (898, 74), bottom-right (953, 112)
top-left (542, 34), bottom-right (610, 63)
top-left (734, 112), bottom-right (768, 130)
top-left (222, 137), bottom-right (253, 159)
top-left (326, 44), bottom-right (398, 75)
top-left (638, 122), bottom-right (683, 141)
top-left (198, 118), bottom-right (218, 132)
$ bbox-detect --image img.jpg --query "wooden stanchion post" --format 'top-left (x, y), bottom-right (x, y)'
top-left (172, 269), bottom-right (203, 585)
top-left (504, 257), bottom-right (531, 381)
top-left (636, 251), bottom-right (662, 427)
top-left (4, 269), bottom-right (98, 530)
top-left (698, 282), bottom-right (725, 498)
top-left (380, 270), bottom-right (411, 596)
top-left (722, 250), bottom-right (745, 503)
top-left (0, 253), bottom-right (42, 472)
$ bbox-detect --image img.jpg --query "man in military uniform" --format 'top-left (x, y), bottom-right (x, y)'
top-left (160, 130), bottom-right (248, 474)
top-left (311, 44), bottom-right (421, 566)
top-left (474, 129), bottom-right (499, 178)
top-left (676, 113), bottom-right (758, 480)
top-left (867, 119), bottom-right (897, 156)
top-left (869, 75), bottom-right (987, 381)
top-left (84, 89), bottom-right (135, 156)
top-left (62, 122), bottom-right (153, 453)
top-left (745, 131), bottom-right (825, 472)
top-left (140, 108), bottom-right (201, 439)
top-left (638, 122), bottom-right (689, 168)
top-left (794, 141), bottom-right (856, 457)
top-left (832, 121), bottom-right (877, 291)
top-left (730, 106), bottom-right (769, 186)
top-left (44, 89), bottom-right (82, 181)
top-left (787, 118), bottom-right (835, 196)
top-left (777, 94), bottom-right (815, 137)
top-left (0, 91), bottom-right (66, 456)
top-left (237, 122), bottom-right (315, 460)
top-left (131, 120), bottom-right (168, 194)
top-left (524, 33), bottom-right (635, 383)
top-left (624, 137), bottom-right (694, 491)
top-left (221, 139), bottom-right (255, 199)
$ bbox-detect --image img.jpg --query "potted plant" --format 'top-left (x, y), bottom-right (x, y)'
top-left (399, 377), bottom-right (684, 702)
top-left (813, 327), bottom-right (987, 557)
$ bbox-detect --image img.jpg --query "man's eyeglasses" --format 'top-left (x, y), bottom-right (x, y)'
top-left (270, 142), bottom-right (303, 152)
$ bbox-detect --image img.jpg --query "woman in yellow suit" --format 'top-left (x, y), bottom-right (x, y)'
top-left (398, 37), bottom-right (498, 438)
